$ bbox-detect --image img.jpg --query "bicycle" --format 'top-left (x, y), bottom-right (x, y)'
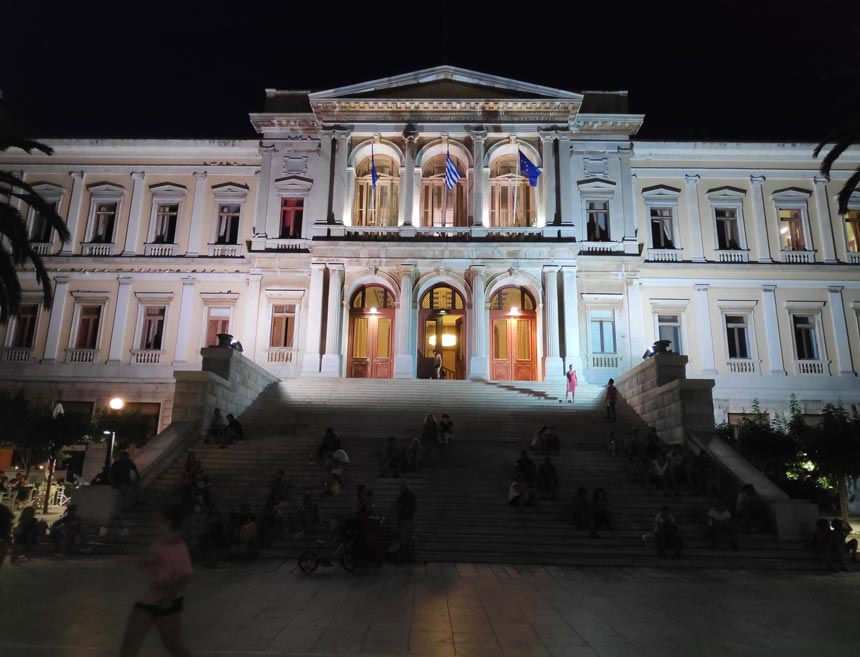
top-left (297, 528), bottom-right (357, 574)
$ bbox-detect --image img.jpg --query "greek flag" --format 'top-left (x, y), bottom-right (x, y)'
top-left (444, 147), bottom-right (461, 190)
top-left (518, 149), bottom-right (541, 187)
top-left (371, 145), bottom-right (379, 188)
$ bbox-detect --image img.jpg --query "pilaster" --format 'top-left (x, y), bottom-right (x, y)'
top-left (813, 176), bottom-right (838, 263)
top-left (400, 127), bottom-right (419, 228)
top-left (560, 265), bottom-right (582, 376)
top-left (185, 172), bottom-right (208, 257)
top-left (468, 265), bottom-right (489, 380)
top-left (557, 132), bottom-right (574, 231)
top-left (539, 131), bottom-right (556, 227)
top-left (685, 174), bottom-right (706, 262)
top-left (321, 264), bottom-right (345, 376)
top-left (750, 176), bottom-right (772, 263)
top-left (394, 264), bottom-right (417, 378)
top-left (121, 171), bottom-right (146, 255)
top-left (302, 263), bottom-right (326, 374)
top-left (542, 265), bottom-right (564, 380)
top-left (330, 130), bottom-right (351, 225)
top-left (257, 144), bottom-right (276, 238)
top-left (761, 285), bottom-right (786, 375)
top-left (42, 276), bottom-right (70, 363)
top-left (694, 284), bottom-right (717, 376)
top-left (241, 271), bottom-right (263, 362)
top-left (107, 275), bottom-right (134, 363)
top-left (619, 146), bottom-right (638, 253)
top-left (469, 129), bottom-right (487, 227)
top-left (60, 172), bottom-right (85, 255)
top-left (173, 277), bottom-right (197, 368)
top-left (828, 286), bottom-right (855, 376)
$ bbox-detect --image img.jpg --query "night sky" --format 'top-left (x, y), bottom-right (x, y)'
top-left (2, 0), bottom-right (857, 142)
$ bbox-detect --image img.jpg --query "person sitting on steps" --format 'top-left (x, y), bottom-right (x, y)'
top-left (508, 473), bottom-right (535, 510)
top-left (438, 414), bottom-right (454, 446)
top-left (515, 450), bottom-right (536, 485)
top-left (654, 505), bottom-right (682, 557)
top-left (536, 457), bottom-right (559, 500)
top-left (707, 501), bottom-right (739, 549)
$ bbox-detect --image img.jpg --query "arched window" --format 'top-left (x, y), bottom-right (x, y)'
top-left (489, 286), bottom-right (535, 311)
top-left (489, 155), bottom-right (536, 228)
top-left (353, 155), bottom-right (400, 227)
top-left (420, 285), bottom-right (465, 311)
top-left (420, 154), bottom-right (467, 227)
top-left (350, 285), bottom-right (395, 310)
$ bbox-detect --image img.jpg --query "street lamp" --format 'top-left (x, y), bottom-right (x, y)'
top-left (103, 430), bottom-right (116, 469)
top-left (109, 397), bottom-right (124, 410)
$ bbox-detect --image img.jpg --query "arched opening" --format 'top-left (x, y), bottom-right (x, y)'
top-left (420, 154), bottom-right (467, 227)
top-left (418, 284), bottom-right (466, 379)
top-left (347, 285), bottom-right (395, 378)
top-left (489, 155), bottom-right (537, 227)
top-left (353, 155), bottom-right (400, 227)
top-left (489, 286), bottom-right (537, 381)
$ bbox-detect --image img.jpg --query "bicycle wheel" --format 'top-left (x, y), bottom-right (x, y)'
top-left (298, 551), bottom-right (320, 574)
top-left (340, 546), bottom-right (356, 572)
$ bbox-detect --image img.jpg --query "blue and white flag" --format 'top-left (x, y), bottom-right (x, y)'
top-left (444, 147), bottom-right (462, 190)
top-left (371, 145), bottom-right (379, 188)
top-left (518, 149), bottom-right (541, 187)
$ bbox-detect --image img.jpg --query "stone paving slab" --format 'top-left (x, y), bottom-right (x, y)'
top-left (0, 557), bottom-right (859, 657)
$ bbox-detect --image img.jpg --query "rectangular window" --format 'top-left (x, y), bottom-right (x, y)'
top-left (649, 207), bottom-right (674, 248)
top-left (269, 304), bottom-right (296, 348)
top-left (29, 201), bottom-right (57, 243)
top-left (656, 314), bottom-right (681, 353)
top-left (725, 314), bottom-right (750, 359)
top-left (153, 203), bottom-right (178, 243)
top-left (586, 201), bottom-right (610, 241)
top-left (91, 202), bottom-right (117, 243)
top-left (715, 207), bottom-right (741, 250)
top-left (279, 198), bottom-right (304, 238)
top-left (792, 314), bottom-right (818, 360)
top-left (216, 204), bottom-right (241, 244)
top-left (206, 307), bottom-right (231, 346)
top-left (846, 209), bottom-right (860, 252)
top-left (590, 310), bottom-right (616, 354)
top-left (139, 306), bottom-right (166, 350)
top-left (11, 303), bottom-right (38, 348)
top-left (75, 305), bottom-right (102, 349)
top-left (778, 208), bottom-right (806, 251)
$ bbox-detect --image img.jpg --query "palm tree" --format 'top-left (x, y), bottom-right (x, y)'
top-left (0, 96), bottom-right (70, 323)
top-left (814, 123), bottom-right (860, 215)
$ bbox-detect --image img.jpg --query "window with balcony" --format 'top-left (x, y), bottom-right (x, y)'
top-left (205, 307), bottom-right (231, 346)
top-left (586, 200), bottom-right (610, 241)
top-left (792, 314), bottom-right (819, 361)
top-left (725, 314), bottom-right (750, 360)
top-left (656, 314), bottom-right (682, 353)
top-left (649, 207), bottom-right (675, 249)
top-left (139, 306), bottom-right (165, 350)
top-left (489, 156), bottom-right (536, 228)
top-left (779, 208), bottom-right (807, 251)
top-left (279, 198), bottom-right (304, 238)
top-left (269, 304), bottom-right (296, 348)
top-left (153, 203), bottom-right (178, 243)
top-left (845, 209), bottom-right (860, 253)
top-left (28, 201), bottom-right (57, 243)
top-left (74, 305), bottom-right (102, 349)
top-left (215, 204), bottom-right (241, 244)
top-left (421, 154), bottom-right (467, 228)
top-left (10, 304), bottom-right (38, 349)
top-left (90, 202), bottom-right (117, 243)
top-left (353, 155), bottom-right (400, 227)
top-left (590, 310), bottom-right (616, 354)
top-left (715, 207), bottom-right (742, 250)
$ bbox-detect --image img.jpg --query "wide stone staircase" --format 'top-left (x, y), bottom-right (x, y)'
top-left (92, 378), bottom-right (816, 569)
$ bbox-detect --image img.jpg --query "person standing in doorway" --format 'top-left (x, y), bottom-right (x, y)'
top-left (564, 365), bottom-right (578, 404)
top-left (433, 350), bottom-right (443, 379)
top-left (605, 378), bottom-right (618, 423)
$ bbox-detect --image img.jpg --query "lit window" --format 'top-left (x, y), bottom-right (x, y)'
top-left (11, 304), bottom-right (39, 349)
top-left (715, 207), bottom-right (742, 250)
top-left (75, 305), bottom-right (102, 349)
top-left (216, 204), bottom-right (241, 244)
top-left (489, 156), bottom-right (536, 228)
top-left (649, 207), bottom-right (674, 248)
top-left (153, 204), bottom-right (178, 243)
top-left (91, 203), bottom-right (116, 243)
top-left (279, 198), bottom-right (304, 238)
top-left (590, 310), bottom-right (616, 354)
top-left (656, 314), bottom-right (681, 352)
top-left (845, 209), bottom-right (860, 252)
top-left (421, 154), bottom-right (466, 227)
top-left (586, 200), bottom-right (610, 241)
top-left (205, 307), bottom-right (231, 346)
top-left (778, 208), bottom-right (806, 251)
top-left (270, 304), bottom-right (296, 347)
top-left (725, 315), bottom-right (750, 359)
top-left (792, 315), bottom-right (818, 361)
top-left (352, 286), bottom-right (395, 309)
top-left (139, 306), bottom-right (166, 350)
top-left (353, 155), bottom-right (399, 227)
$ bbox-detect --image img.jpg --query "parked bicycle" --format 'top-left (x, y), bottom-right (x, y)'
top-left (298, 528), bottom-right (357, 574)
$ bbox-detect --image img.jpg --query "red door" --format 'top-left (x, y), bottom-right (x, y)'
top-left (491, 313), bottom-right (536, 381)
top-left (348, 312), bottom-right (394, 378)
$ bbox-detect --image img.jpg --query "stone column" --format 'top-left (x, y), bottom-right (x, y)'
top-left (694, 284), bottom-right (717, 376)
top-left (257, 144), bottom-right (276, 237)
top-left (557, 132), bottom-right (574, 229)
top-left (344, 166), bottom-right (356, 226)
top-left (761, 285), bottom-right (786, 375)
top-left (400, 128), bottom-right (418, 227)
top-left (173, 277), bottom-right (197, 367)
top-left (685, 174), bottom-right (706, 262)
top-left (302, 263), bottom-right (326, 374)
top-left (331, 130), bottom-right (351, 225)
top-left (107, 275), bottom-right (133, 363)
top-left (539, 131), bottom-right (556, 227)
top-left (319, 130), bottom-right (335, 222)
top-left (828, 286), bottom-right (855, 376)
top-left (542, 265), bottom-right (564, 380)
top-left (619, 146), bottom-right (638, 253)
top-left (42, 276), bottom-right (69, 363)
top-left (627, 277), bottom-right (645, 367)
top-left (121, 171), bottom-right (146, 255)
top-left (242, 271), bottom-right (262, 362)
top-left (813, 176), bottom-right (837, 263)
top-left (750, 176), bottom-right (772, 263)
top-left (560, 265), bottom-right (582, 374)
top-left (321, 264), bottom-right (345, 376)
top-left (469, 129), bottom-right (487, 227)
top-left (468, 265), bottom-right (489, 379)
top-left (185, 172), bottom-right (208, 257)
top-left (394, 265), bottom-right (416, 378)
top-left (60, 172), bottom-right (85, 255)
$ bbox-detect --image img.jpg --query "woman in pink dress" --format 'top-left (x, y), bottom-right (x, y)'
top-left (564, 365), bottom-right (578, 403)
top-left (120, 505), bottom-right (193, 657)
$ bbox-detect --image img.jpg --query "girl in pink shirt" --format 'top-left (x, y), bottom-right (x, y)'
top-left (120, 505), bottom-right (193, 657)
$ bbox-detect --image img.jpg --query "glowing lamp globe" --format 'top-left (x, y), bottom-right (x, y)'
top-left (109, 397), bottom-right (124, 410)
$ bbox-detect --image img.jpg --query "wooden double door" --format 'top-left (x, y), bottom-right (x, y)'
top-left (490, 312), bottom-right (537, 381)
top-left (347, 310), bottom-right (394, 378)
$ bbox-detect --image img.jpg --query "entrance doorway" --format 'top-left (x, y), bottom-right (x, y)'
top-left (418, 284), bottom-right (466, 379)
top-left (489, 286), bottom-right (537, 381)
top-left (347, 285), bottom-right (395, 378)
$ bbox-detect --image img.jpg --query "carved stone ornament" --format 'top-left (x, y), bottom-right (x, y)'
top-left (283, 156), bottom-right (309, 175)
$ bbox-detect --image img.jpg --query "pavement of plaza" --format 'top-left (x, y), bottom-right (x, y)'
top-left (0, 556), bottom-right (858, 657)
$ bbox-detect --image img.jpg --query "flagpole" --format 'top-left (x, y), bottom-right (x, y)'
top-left (513, 140), bottom-right (519, 227)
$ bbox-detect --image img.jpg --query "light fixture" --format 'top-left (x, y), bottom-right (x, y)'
top-left (428, 334), bottom-right (457, 347)
top-left (780, 227), bottom-right (789, 234)
top-left (369, 306), bottom-right (378, 314)
top-left (109, 397), bottom-right (124, 410)
top-left (510, 306), bottom-right (519, 316)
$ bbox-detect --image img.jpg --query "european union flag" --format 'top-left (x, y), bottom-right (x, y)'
top-left (519, 149), bottom-right (541, 187)
top-left (371, 145), bottom-right (380, 189)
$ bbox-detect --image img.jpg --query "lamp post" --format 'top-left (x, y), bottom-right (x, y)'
top-left (104, 397), bottom-right (124, 469)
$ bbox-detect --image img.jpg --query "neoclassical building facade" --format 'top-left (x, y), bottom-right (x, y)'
top-left (2, 67), bottom-right (859, 429)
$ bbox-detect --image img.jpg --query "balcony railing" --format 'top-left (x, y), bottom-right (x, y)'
top-left (208, 243), bottom-right (242, 257)
top-left (727, 359), bottom-right (756, 373)
top-left (716, 249), bottom-right (750, 263)
top-left (2, 347), bottom-right (32, 362)
top-left (578, 241), bottom-right (625, 255)
top-left (780, 249), bottom-right (815, 264)
top-left (592, 354), bottom-right (621, 368)
top-left (144, 243), bottom-right (177, 257)
top-left (846, 251), bottom-right (860, 264)
top-left (647, 248), bottom-right (681, 262)
top-left (65, 348), bottom-right (97, 363)
top-left (131, 349), bottom-right (163, 364)
top-left (31, 242), bottom-right (53, 256)
top-left (796, 360), bottom-right (825, 375)
top-left (81, 242), bottom-right (115, 256)
top-left (266, 347), bottom-right (298, 363)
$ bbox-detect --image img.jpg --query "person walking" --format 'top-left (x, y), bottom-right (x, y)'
top-left (564, 365), bottom-right (578, 404)
top-left (433, 350), bottom-right (443, 379)
top-left (119, 506), bottom-right (193, 657)
top-left (605, 378), bottom-right (618, 423)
